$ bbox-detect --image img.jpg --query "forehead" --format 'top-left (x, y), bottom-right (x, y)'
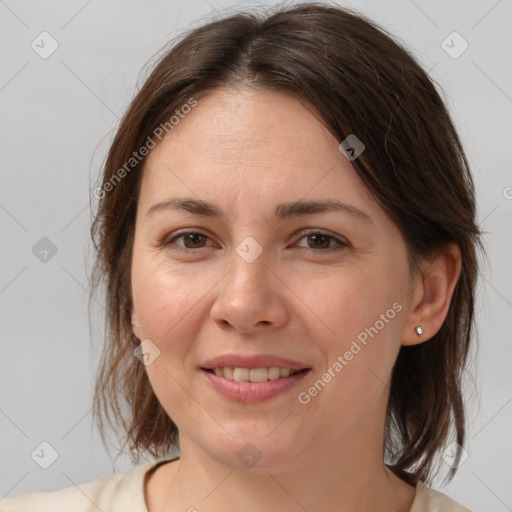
top-left (138, 87), bottom-right (377, 218)
top-left (147, 87), bottom-right (335, 167)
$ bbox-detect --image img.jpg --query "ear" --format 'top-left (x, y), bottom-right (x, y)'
top-left (402, 243), bottom-right (462, 346)
top-left (131, 309), bottom-right (141, 339)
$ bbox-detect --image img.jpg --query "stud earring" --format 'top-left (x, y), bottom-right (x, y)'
top-left (415, 326), bottom-right (423, 337)
top-left (132, 323), bottom-right (140, 329)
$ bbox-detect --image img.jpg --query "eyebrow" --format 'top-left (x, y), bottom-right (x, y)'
top-left (145, 197), bottom-right (373, 224)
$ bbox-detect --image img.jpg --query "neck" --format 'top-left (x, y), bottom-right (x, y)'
top-left (147, 436), bottom-right (416, 512)
top-left (145, 389), bottom-right (416, 511)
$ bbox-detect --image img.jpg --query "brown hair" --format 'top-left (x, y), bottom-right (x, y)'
top-left (90, 2), bottom-right (482, 486)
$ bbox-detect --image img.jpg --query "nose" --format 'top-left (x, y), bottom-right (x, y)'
top-left (210, 243), bottom-right (289, 334)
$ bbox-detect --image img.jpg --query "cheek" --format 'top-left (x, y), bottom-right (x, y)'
top-left (132, 262), bottom-right (212, 426)
top-left (132, 256), bottom-right (209, 343)
top-left (300, 278), bottom-right (405, 415)
top-left (297, 268), bottom-right (386, 352)
top-left (301, 261), bottom-right (407, 379)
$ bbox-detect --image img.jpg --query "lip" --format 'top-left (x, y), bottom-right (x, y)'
top-left (201, 367), bottom-right (311, 403)
top-left (200, 354), bottom-right (310, 371)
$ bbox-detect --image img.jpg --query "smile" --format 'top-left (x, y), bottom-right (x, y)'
top-left (205, 366), bottom-right (302, 382)
top-left (201, 367), bottom-right (311, 403)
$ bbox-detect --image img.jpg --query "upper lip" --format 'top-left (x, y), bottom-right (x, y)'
top-left (201, 354), bottom-right (310, 371)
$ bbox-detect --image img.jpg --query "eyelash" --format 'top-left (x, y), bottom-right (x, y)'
top-left (161, 229), bottom-right (348, 254)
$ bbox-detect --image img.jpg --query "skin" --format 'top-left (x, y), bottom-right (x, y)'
top-left (131, 87), bottom-right (461, 512)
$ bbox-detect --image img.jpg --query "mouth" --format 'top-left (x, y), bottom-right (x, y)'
top-left (200, 366), bottom-right (312, 403)
top-left (201, 366), bottom-right (310, 382)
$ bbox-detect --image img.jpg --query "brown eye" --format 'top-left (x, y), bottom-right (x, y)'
top-left (163, 231), bottom-right (211, 250)
top-left (296, 230), bottom-right (348, 252)
top-left (181, 232), bottom-right (207, 248)
top-left (306, 233), bottom-right (331, 249)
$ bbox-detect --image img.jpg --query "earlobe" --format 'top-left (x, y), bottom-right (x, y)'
top-left (131, 310), bottom-right (141, 337)
top-left (402, 243), bottom-right (462, 346)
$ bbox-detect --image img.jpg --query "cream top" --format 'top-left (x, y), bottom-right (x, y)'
top-left (0, 459), bottom-right (472, 511)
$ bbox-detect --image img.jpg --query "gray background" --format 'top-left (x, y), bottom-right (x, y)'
top-left (1, 0), bottom-right (511, 510)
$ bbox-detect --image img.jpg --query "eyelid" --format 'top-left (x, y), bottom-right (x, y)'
top-left (294, 228), bottom-right (349, 247)
top-left (162, 228), bottom-right (215, 249)
top-left (161, 228), bottom-right (349, 252)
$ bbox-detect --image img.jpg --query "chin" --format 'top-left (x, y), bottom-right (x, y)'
top-left (202, 427), bottom-right (303, 473)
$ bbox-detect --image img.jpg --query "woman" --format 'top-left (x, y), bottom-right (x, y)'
top-left (1, 3), bottom-right (481, 511)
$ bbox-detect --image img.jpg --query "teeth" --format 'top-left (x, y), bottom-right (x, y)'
top-left (267, 367), bottom-right (281, 380)
top-left (233, 368), bottom-right (250, 382)
top-left (210, 366), bottom-right (300, 382)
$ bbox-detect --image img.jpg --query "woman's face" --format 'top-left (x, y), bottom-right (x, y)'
top-left (131, 87), bottom-right (417, 471)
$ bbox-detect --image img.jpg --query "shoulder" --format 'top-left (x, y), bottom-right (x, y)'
top-left (411, 481), bottom-right (473, 512)
top-left (0, 463), bottom-right (153, 512)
